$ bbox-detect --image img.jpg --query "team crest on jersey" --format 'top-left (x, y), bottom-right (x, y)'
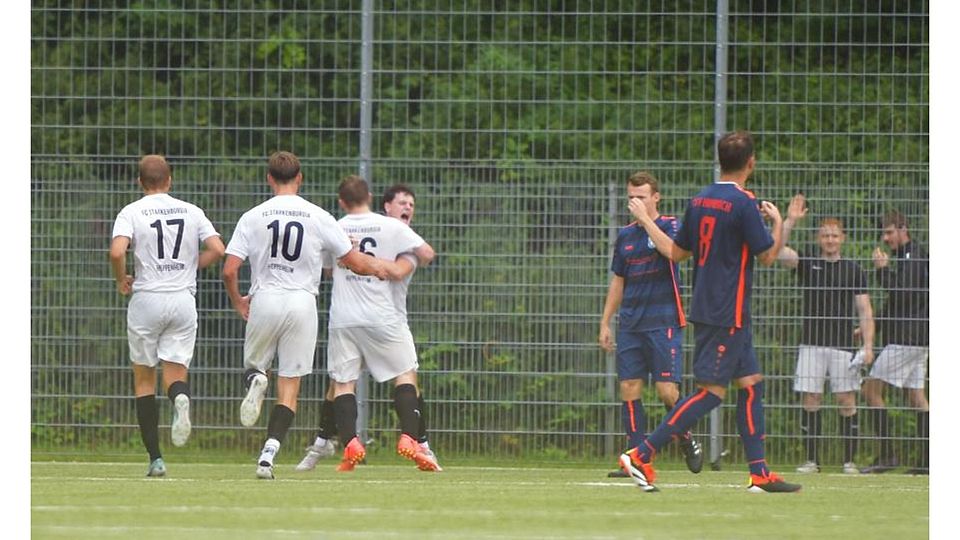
top-left (647, 237), bottom-right (655, 249)
top-left (625, 244), bottom-right (634, 251)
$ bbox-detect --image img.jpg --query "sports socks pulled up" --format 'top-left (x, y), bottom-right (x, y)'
top-left (622, 399), bottom-right (646, 450)
top-left (736, 382), bottom-right (769, 476)
top-left (636, 389), bottom-right (721, 463)
top-left (135, 395), bottom-right (161, 461)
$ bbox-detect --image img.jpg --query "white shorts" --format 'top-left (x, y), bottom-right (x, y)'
top-left (127, 290), bottom-right (197, 368)
top-left (869, 344), bottom-right (928, 389)
top-left (327, 322), bottom-right (418, 383)
top-left (793, 345), bottom-right (860, 394)
top-left (244, 290), bottom-right (318, 378)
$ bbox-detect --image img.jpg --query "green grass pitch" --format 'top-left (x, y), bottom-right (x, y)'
top-left (32, 454), bottom-right (928, 539)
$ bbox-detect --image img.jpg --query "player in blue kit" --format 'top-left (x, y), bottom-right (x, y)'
top-left (618, 131), bottom-right (801, 493)
top-left (599, 171), bottom-right (703, 478)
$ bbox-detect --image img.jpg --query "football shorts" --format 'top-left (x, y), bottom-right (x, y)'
top-left (244, 290), bottom-right (318, 378)
top-left (127, 289), bottom-right (197, 367)
top-left (327, 322), bottom-right (418, 383)
top-left (793, 345), bottom-right (861, 394)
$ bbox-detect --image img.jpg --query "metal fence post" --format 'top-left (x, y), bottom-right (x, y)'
top-left (356, 0), bottom-right (375, 445)
top-left (604, 180), bottom-right (618, 457)
top-left (709, 0), bottom-right (729, 469)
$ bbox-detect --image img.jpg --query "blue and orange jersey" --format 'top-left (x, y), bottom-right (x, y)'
top-left (611, 215), bottom-right (686, 331)
top-left (674, 182), bottom-right (773, 328)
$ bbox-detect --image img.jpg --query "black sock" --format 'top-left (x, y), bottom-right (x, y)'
top-left (317, 398), bottom-right (337, 440)
top-left (242, 367), bottom-right (263, 390)
top-left (840, 413), bottom-right (859, 464)
top-left (416, 393), bottom-right (428, 444)
top-left (266, 404), bottom-right (295, 444)
top-left (394, 384), bottom-right (420, 438)
top-left (334, 394), bottom-right (358, 444)
top-left (801, 410), bottom-right (821, 463)
top-left (916, 411), bottom-right (929, 469)
top-left (167, 380), bottom-right (189, 402)
top-left (665, 399), bottom-right (694, 447)
top-left (870, 408), bottom-right (893, 460)
top-left (135, 395), bottom-right (161, 461)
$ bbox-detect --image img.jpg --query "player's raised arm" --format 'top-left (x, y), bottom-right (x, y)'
top-left (109, 235), bottom-right (133, 295)
top-left (777, 194), bottom-right (806, 269)
top-left (756, 200), bottom-right (784, 267)
top-left (629, 197), bottom-right (691, 262)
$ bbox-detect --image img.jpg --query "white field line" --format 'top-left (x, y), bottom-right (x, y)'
top-left (30, 524), bottom-right (625, 540)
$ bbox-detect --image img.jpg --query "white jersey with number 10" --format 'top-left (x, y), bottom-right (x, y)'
top-left (225, 194), bottom-right (352, 297)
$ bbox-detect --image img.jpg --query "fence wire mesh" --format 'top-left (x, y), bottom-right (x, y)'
top-left (32, 1), bottom-right (928, 470)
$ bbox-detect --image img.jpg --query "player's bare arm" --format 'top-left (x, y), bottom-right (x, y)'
top-left (109, 236), bottom-right (134, 295)
top-left (198, 235), bottom-right (226, 270)
top-left (221, 254), bottom-right (250, 320)
top-left (598, 274), bottom-right (624, 353)
top-left (412, 242), bottom-right (435, 266)
top-left (854, 293), bottom-right (875, 365)
top-left (339, 249), bottom-right (389, 280)
top-left (777, 194), bottom-right (806, 269)
top-left (382, 256), bottom-right (417, 281)
top-left (756, 200), bottom-right (784, 267)
top-left (628, 198), bottom-right (691, 262)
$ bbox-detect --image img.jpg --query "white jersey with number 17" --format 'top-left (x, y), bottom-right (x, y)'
top-left (111, 193), bottom-right (220, 295)
top-left (225, 194), bottom-right (352, 297)
top-left (327, 212), bottom-right (425, 329)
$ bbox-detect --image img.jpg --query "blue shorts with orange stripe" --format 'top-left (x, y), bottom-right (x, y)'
top-left (692, 323), bottom-right (760, 385)
top-left (615, 326), bottom-right (683, 383)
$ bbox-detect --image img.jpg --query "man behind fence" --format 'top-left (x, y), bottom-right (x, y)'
top-left (598, 171), bottom-right (704, 478)
top-left (860, 210), bottom-right (929, 475)
top-left (777, 194), bottom-right (874, 475)
top-left (221, 152), bottom-right (389, 479)
top-left (110, 154), bottom-right (225, 477)
top-left (617, 131), bottom-right (801, 493)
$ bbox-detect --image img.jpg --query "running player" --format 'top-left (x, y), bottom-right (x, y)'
top-left (296, 183), bottom-right (441, 471)
top-left (110, 154), bottom-right (225, 477)
top-left (221, 152), bottom-right (389, 479)
top-left (324, 176), bottom-right (439, 472)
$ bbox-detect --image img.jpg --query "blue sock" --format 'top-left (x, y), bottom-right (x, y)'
top-left (622, 399), bottom-right (646, 450)
top-left (737, 381), bottom-right (770, 476)
top-left (637, 389), bottom-right (721, 462)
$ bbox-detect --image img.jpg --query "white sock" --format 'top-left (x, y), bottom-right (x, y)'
top-left (313, 436), bottom-right (329, 448)
top-left (260, 438), bottom-right (280, 465)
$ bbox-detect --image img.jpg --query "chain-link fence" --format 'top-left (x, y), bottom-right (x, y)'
top-left (32, 1), bottom-right (928, 470)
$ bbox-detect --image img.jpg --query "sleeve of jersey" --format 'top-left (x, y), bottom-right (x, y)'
top-left (610, 234), bottom-right (626, 276)
top-left (397, 222), bottom-right (426, 253)
top-left (673, 205), bottom-right (694, 251)
top-left (111, 208), bottom-right (133, 239)
top-left (195, 208), bottom-right (220, 241)
top-left (323, 218), bottom-right (353, 260)
top-left (741, 202), bottom-right (774, 255)
top-left (224, 217), bottom-right (248, 259)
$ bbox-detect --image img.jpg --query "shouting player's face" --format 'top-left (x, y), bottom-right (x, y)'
top-left (627, 183), bottom-right (660, 219)
top-left (385, 192), bottom-right (415, 225)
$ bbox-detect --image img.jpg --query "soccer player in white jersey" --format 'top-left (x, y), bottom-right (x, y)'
top-left (110, 155), bottom-right (226, 477)
top-left (296, 184), bottom-right (441, 472)
top-left (221, 152), bottom-right (391, 480)
top-left (325, 176), bottom-right (440, 472)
